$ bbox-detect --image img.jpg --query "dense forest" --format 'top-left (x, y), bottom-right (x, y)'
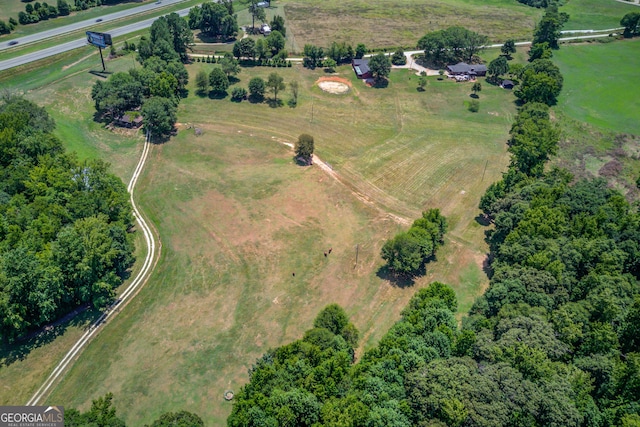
top-left (0, 96), bottom-right (135, 342)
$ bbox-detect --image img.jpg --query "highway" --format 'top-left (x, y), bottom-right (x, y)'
top-left (0, 8), bottom-right (189, 71)
top-left (0, 0), bottom-right (185, 51)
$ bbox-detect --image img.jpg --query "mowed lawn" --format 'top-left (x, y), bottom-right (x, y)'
top-left (554, 39), bottom-right (640, 136)
top-left (39, 61), bottom-right (514, 425)
top-left (281, 0), bottom-right (542, 51)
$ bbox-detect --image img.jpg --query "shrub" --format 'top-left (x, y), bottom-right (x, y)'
top-left (231, 87), bottom-right (247, 101)
top-left (468, 100), bottom-right (480, 112)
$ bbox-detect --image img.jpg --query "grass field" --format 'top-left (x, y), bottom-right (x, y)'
top-left (281, 0), bottom-right (542, 52)
top-left (24, 60), bottom-right (513, 424)
top-left (554, 38), bottom-right (640, 136)
top-left (561, 0), bottom-right (638, 30)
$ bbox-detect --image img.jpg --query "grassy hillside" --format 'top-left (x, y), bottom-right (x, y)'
top-left (561, 0), bottom-right (638, 30)
top-left (281, 0), bottom-right (542, 51)
top-left (554, 39), bottom-right (640, 136)
top-left (0, 57), bottom-right (513, 424)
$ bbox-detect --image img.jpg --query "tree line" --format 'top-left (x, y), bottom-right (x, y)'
top-left (65, 392), bottom-right (204, 427)
top-left (91, 13), bottom-right (191, 139)
top-left (0, 95), bottom-right (135, 343)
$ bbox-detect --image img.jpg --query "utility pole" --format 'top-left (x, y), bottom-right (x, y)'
top-left (98, 46), bottom-right (106, 72)
top-left (481, 159), bottom-right (488, 182)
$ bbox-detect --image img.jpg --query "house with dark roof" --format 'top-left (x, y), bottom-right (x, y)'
top-left (352, 59), bottom-right (372, 79)
top-left (446, 62), bottom-right (487, 77)
top-left (501, 79), bottom-right (515, 89)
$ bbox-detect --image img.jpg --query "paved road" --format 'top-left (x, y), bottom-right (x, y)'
top-left (27, 133), bottom-right (159, 407)
top-left (0, 8), bottom-right (189, 71)
top-left (0, 0), bottom-right (185, 51)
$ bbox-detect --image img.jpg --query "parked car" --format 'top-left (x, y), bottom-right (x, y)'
top-left (259, 23), bottom-right (271, 35)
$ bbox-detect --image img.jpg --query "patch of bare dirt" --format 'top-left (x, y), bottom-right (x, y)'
top-left (316, 76), bottom-right (352, 94)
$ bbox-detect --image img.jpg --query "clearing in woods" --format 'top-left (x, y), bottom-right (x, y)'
top-left (39, 60), bottom-right (515, 425)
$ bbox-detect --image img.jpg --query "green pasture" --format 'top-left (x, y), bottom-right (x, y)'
top-left (554, 39), bottom-right (640, 137)
top-left (561, 0), bottom-right (638, 30)
top-left (1, 53), bottom-right (515, 424)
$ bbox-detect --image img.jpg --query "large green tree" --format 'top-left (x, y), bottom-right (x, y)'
top-left (368, 53), bottom-right (391, 82)
top-left (514, 59), bottom-right (563, 105)
top-left (248, 76), bottom-right (266, 100)
top-left (267, 72), bottom-right (285, 103)
top-left (295, 133), bottom-right (314, 165)
top-left (141, 96), bottom-right (177, 138)
top-left (208, 67), bottom-right (230, 93)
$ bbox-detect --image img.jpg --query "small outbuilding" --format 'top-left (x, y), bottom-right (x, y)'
top-left (352, 59), bottom-right (371, 79)
top-left (114, 113), bottom-right (143, 128)
top-left (501, 79), bottom-right (515, 89)
top-left (446, 62), bottom-right (487, 77)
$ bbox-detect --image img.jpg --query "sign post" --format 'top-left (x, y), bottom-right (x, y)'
top-left (86, 31), bottom-right (113, 72)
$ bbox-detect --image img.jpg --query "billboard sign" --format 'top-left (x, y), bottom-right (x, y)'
top-left (86, 31), bottom-right (112, 48)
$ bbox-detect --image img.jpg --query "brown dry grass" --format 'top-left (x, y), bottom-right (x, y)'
top-left (282, 0), bottom-right (541, 52)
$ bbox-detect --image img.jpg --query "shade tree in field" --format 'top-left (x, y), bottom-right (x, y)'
top-left (267, 72), bottom-right (285, 104)
top-left (471, 82), bottom-right (481, 97)
top-left (231, 87), bottom-right (247, 101)
top-left (288, 80), bottom-right (299, 107)
top-left (295, 134), bottom-right (314, 165)
top-left (208, 67), bottom-right (230, 94)
top-left (381, 209), bottom-right (447, 276)
top-left (195, 70), bottom-right (209, 94)
top-left (248, 77), bottom-right (266, 100)
top-left (368, 53), bottom-right (391, 83)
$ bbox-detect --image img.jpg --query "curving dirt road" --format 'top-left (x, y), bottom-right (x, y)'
top-left (26, 133), bottom-right (160, 406)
